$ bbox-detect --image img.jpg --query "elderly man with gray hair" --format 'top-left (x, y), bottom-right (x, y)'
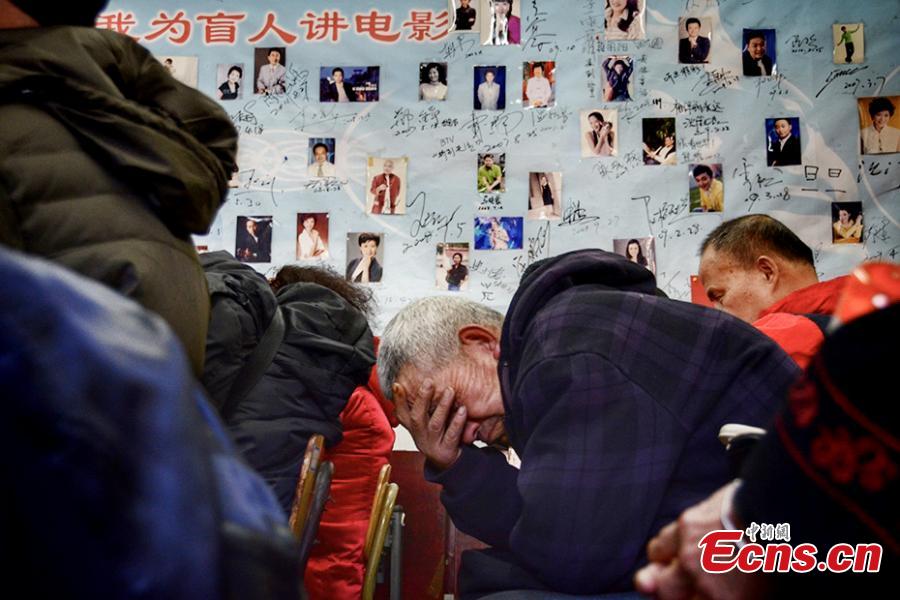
top-left (379, 249), bottom-right (799, 597)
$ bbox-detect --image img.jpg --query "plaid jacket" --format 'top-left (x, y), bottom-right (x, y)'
top-left (429, 250), bottom-right (800, 594)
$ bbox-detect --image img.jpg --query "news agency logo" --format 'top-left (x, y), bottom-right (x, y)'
top-left (699, 522), bottom-right (883, 574)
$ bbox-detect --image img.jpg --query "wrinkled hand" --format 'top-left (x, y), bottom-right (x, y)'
top-left (395, 380), bottom-right (466, 471)
top-left (634, 482), bottom-right (765, 600)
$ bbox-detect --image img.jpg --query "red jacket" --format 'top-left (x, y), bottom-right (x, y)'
top-left (753, 276), bottom-right (847, 369)
top-left (305, 341), bottom-right (397, 600)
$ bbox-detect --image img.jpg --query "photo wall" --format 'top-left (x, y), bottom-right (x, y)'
top-left (102, 0), bottom-right (900, 329)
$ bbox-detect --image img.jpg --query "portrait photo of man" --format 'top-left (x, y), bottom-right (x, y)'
top-left (833, 23), bottom-right (864, 64)
top-left (766, 117), bottom-right (802, 166)
top-left (367, 157), bottom-right (408, 215)
top-left (321, 66), bottom-right (356, 102)
top-left (474, 66), bottom-right (505, 110)
top-left (235, 216), bottom-right (272, 263)
top-left (477, 153), bottom-right (505, 193)
top-left (742, 29), bottom-right (775, 76)
top-left (678, 17), bottom-right (711, 64)
top-left (689, 164), bottom-right (724, 212)
top-left (436, 243), bottom-right (471, 291)
top-left (307, 139), bottom-right (336, 178)
top-left (452, 0), bottom-right (478, 31)
top-left (255, 47), bottom-right (286, 95)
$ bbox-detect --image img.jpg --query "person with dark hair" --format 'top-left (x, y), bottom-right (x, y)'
top-left (585, 111), bottom-right (614, 156)
top-left (861, 97), bottom-right (900, 155)
top-left (767, 118), bottom-right (801, 166)
top-left (455, 0), bottom-right (476, 31)
top-left (236, 218), bottom-right (271, 263)
top-left (307, 142), bottom-right (336, 177)
top-left (524, 62), bottom-right (552, 108)
top-left (256, 48), bottom-right (285, 94)
top-left (624, 238), bottom-right (648, 267)
top-left (832, 204), bottom-right (863, 243)
top-left (476, 68), bottom-right (501, 110)
top-left (643, 133), bottom-right (677, 165)
top-left (742, 30), bottom-right (773, 75)
top-left (835, 24), bottom-right (860, 63)
top-left (347, 233), bottom-right (383, 283)
top-left (487, 0), bottom-right (519, 45)
top-left (325, 66), bottom-right (356, 102)
top-left (679, 17), bottom-right (710, 63)
top-left (0, 0), bottom-right (238, 376)
top-left (692, 164), bottom-right (723, 212)
top-left (445, 252), bottom-right (469, 291)
top-left (297, 214), bottom-right (328, 259)
top-left (602, 56), bottom-right (633, 101)
top-left (699, 214), bottom-right (849, 367)
top-left (605, 0), bottom-right (644, 40)
top-left (218, 65), bottom-right (242, 100)
top-left (478, 154), bottom-right (504, 192)
top-left (419, 62), bottom-right (448, 101)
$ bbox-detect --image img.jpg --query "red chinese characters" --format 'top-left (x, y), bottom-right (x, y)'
top-left (196, 12), bottom-right (247, 45)
top-left (247, 12), bottom-right (298, 44)
top-left (299, 11), bottom-right (351, 42)
top-left (144, 11), bottom-right (191, 45)
top-left (354, 10), bottom-right (401, 43)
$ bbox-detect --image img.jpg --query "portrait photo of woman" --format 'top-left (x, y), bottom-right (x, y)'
top-left (581, 109), bottom-right (617, 157)
top-left (605, 0), bottom-right (645, 40)
top-left (419, 62), bottom-right (448, 101)
top-left (216, 64), bottom-right (243, 100)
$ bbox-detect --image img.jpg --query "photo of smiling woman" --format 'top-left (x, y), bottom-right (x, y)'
top-left (216, 64), bottom-right (243, 100)
top-left (605, 0), bottom-right (645, 40)
top-left (419, 62), bottom-right (448, 101)
top-left (581, 109), bottom-right (617, 157)
top-left (346, 232), bottom-right (384, 283)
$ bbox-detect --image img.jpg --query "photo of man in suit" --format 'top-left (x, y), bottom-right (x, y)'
top-left (235, 217), bottom-right (271, 263)
top-left (323, 67), bottom-right (356, 102)
top-left (679, 17), bottom-right (710, 63)
top-left (454, 0), bottom-right (477, 31)
top-left (742, 30), bottom-right (774, 76)
top-left (766, 118), bottom-right (801, 166)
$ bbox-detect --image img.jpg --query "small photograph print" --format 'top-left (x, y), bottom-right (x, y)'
top-left (308, 138), bottom-right (337, 178)
top-left (420, 62), bottom-right (449, 101)
top-left (614, 236), bottom-right (656, 275)
top-left (678, 16), bottom-right (712, 64)
top-left (346, 232), bottom-right (384, 283)
top-left (522, 61), bottom-right (555, 109)
top-left (474, 65), bottom-right (506, 110)
top-left (451, 0), bottom-right (480, 32)
top-left (765, 117), bottom-right (802, 166)
top-left (236, 216), bottom-right (272, 263)
top-left (689, 164), bottom-right (724, 212)
top-left (858, 96), bottom-right (900, 155)
top-left (296, 213), bottom-right (329, 260)
top-left (831, 202), bottom-right (863, 244)
top-left (581, 109), bottom-right (618, 157)
top-left (159, 55), bottom-right (198, 87)
top-left (602, 55), bottom-right (633, 102)
top-left (473, 217), bottom-right (523, 250)
top-left (477, 153), bottom-right (506, 193)
top-left (642, 118), bottom-right (677, 166)
top-left (436, 243), bottom-right (471, 291)
top-left (254, 47), bottom-right (286, 95)
top-left (604, 0), bottom-right (646, 40)
top-left (366, 157), bottom-right (408, 215)
top-left (216, 63), bottom-right (244, 100)
top-left (320, 66), bottom-right (380, 102)
top-left (833, 23), bottom-right (864, 64)
top-left (742, 29), bottom-right (776, 76)
top-left (481, 0), bottom-right (522, 46)
top-left (527, 172), bottom-right (562, 220)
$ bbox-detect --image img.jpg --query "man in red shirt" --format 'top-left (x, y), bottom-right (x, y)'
top-left (699, 214), bottom-right (847, 368)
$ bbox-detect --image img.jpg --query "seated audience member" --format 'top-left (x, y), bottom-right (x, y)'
top-left (699, 215), bottom-right (849, 368)
top-left (0, 0), bottom-right (238, 376)
top-left (306, 339), bottom-right (398, 600)
top-left (378, 249), bottom-right (799, 596)
top-left (0, 247), bottom-right (301, 599)
top-left (201, 253), bottom-right (375, 514)
top-left (635, 262), bottom-right (900, 599)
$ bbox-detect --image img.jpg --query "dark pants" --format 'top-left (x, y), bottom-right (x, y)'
top-left (845, 42), bottom-right (855, 62)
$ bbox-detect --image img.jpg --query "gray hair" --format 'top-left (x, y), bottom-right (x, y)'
top-left (378, 296), bottom-right (503, 400)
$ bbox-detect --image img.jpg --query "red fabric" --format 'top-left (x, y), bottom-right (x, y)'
top-left (753, 276), bottom-right (848, 369)
top-left (305, 339), bottom-right (397, 600)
